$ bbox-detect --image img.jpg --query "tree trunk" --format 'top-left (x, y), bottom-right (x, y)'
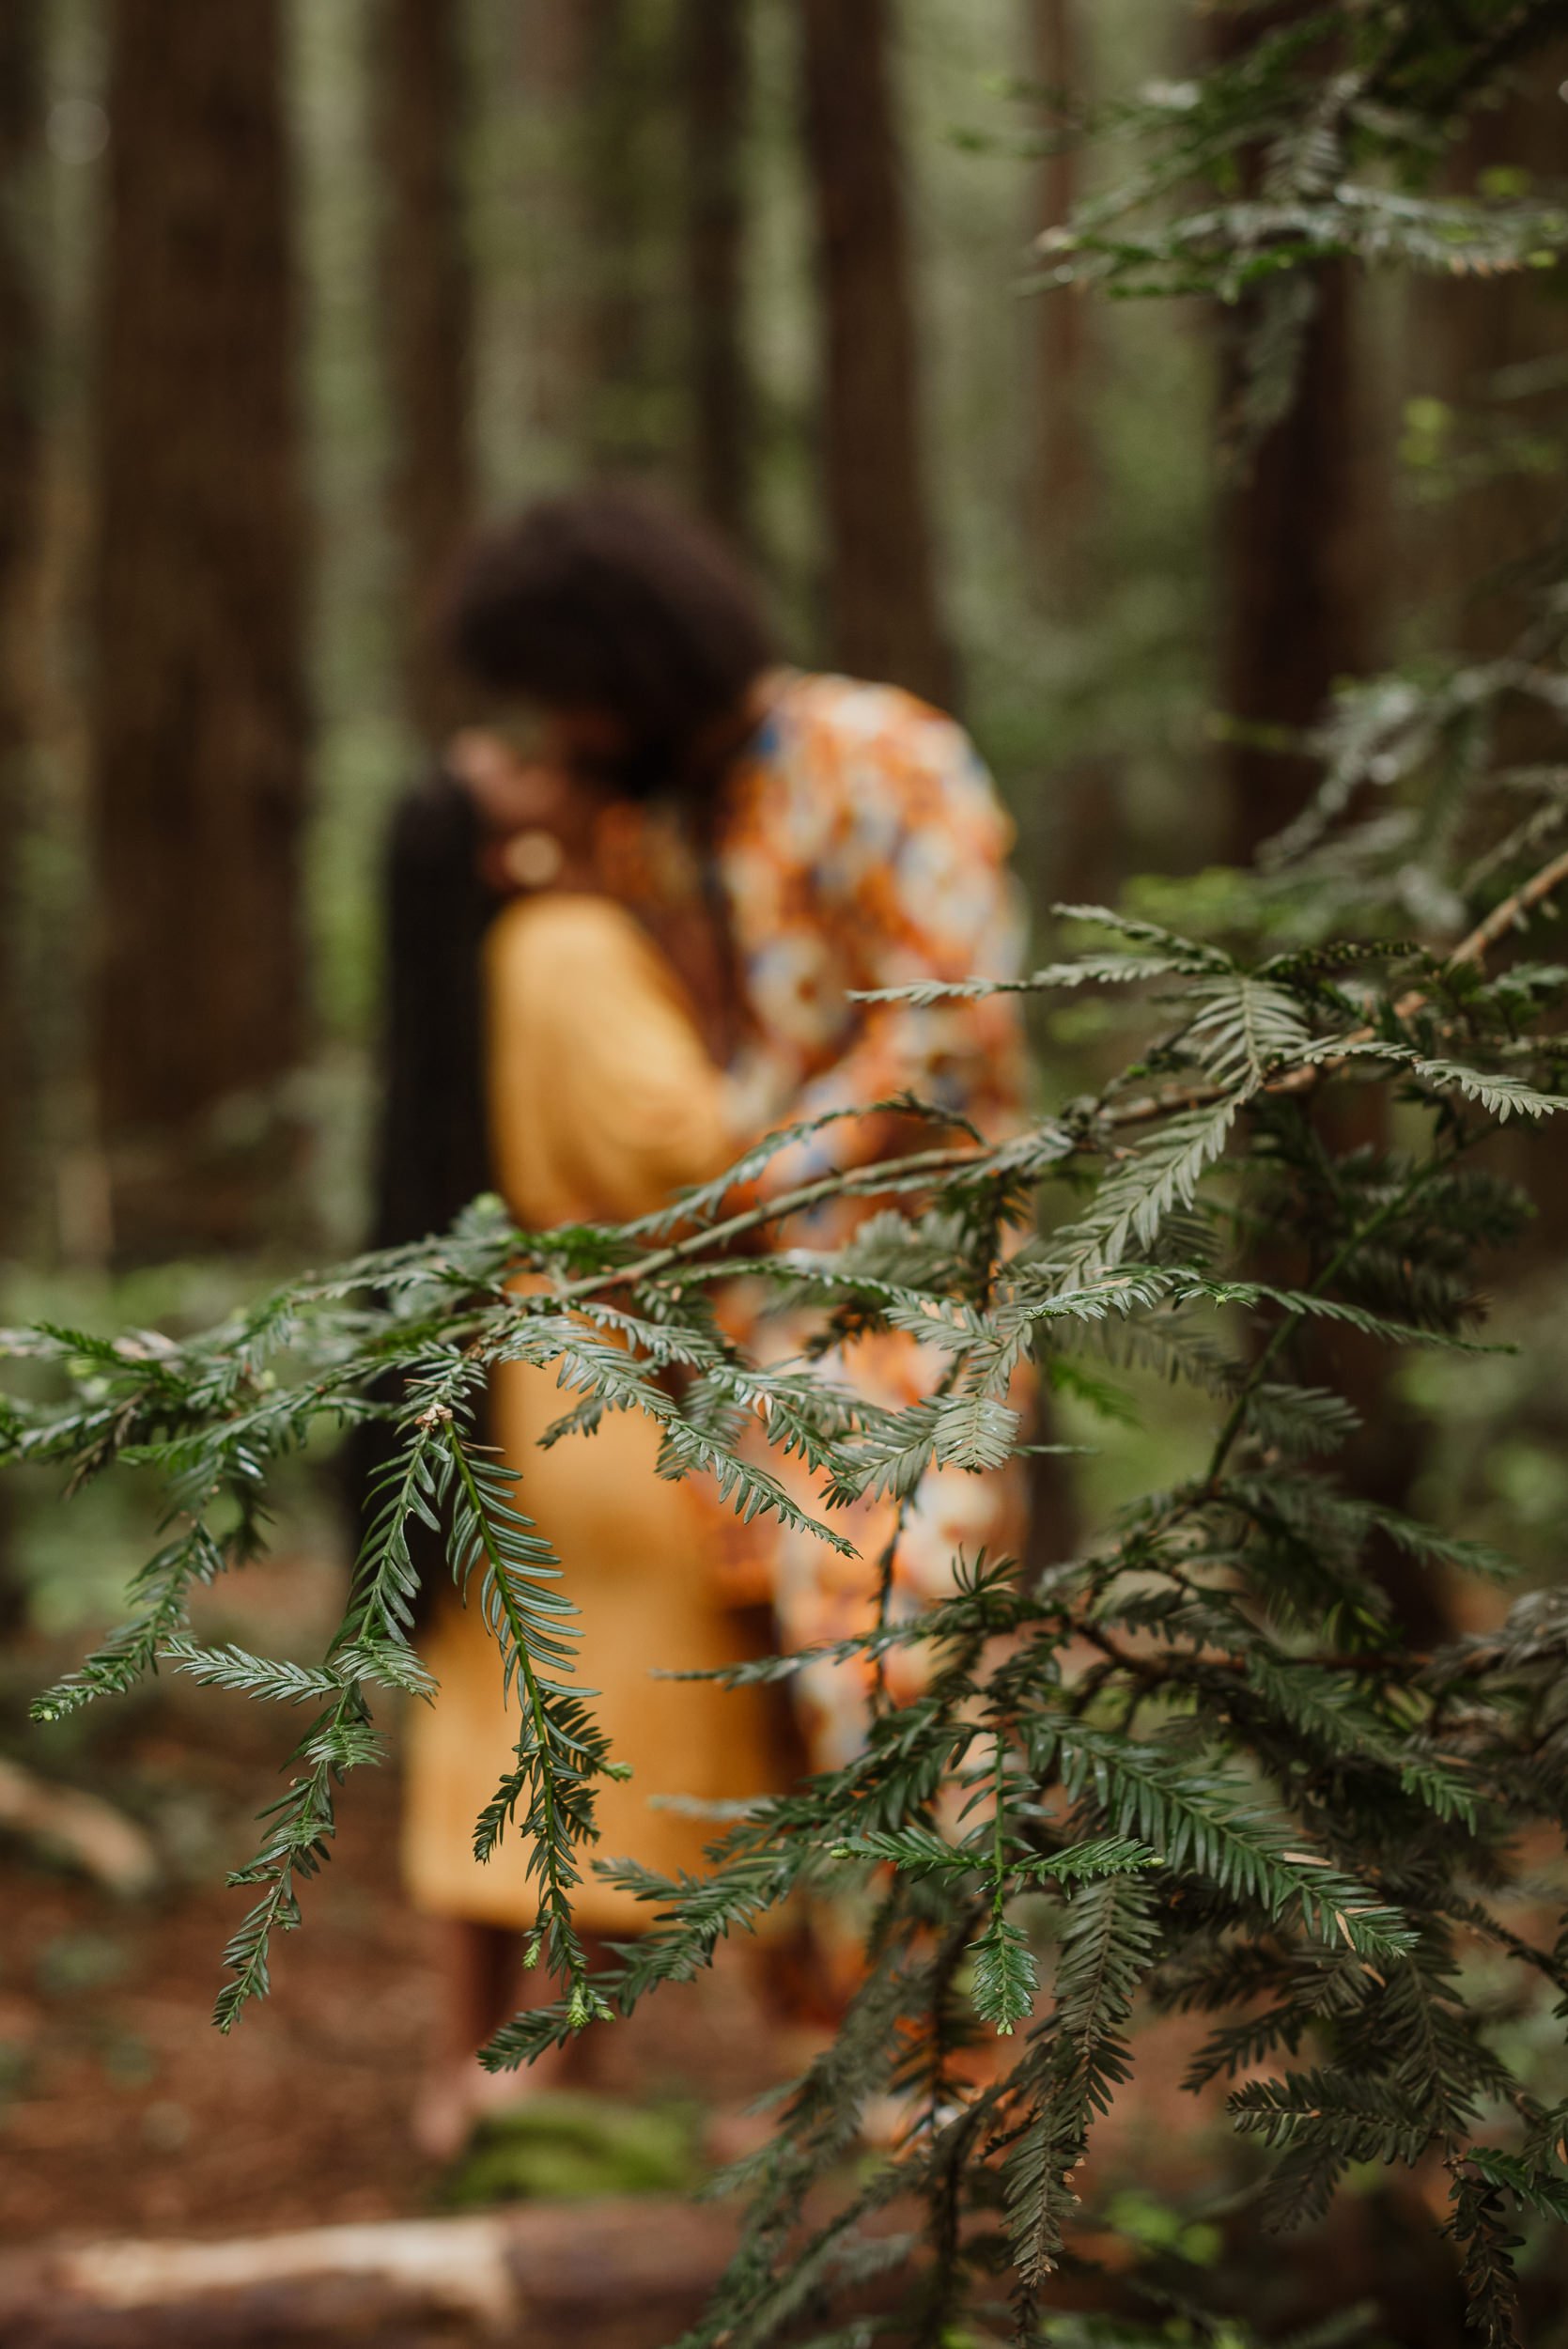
top-left (0, 0), bottom-right (41, 1630)
top-left (1407, 43), bottom-right (1568, 661)
top-left (1207, 13), bottom-right (1432, 1625)
top-left (1408, 41), bottom-right (1568, 1280)
top-left (1017, 0), bottom-right (1120, 979)
top-left (373, 0), bottom-right (477, 744)
top-left (0, 0), bottom-right (40, 1259)
top-left (1023, 0), bottom-right (1095, 611)
top-left (1206, 4), bottom-right (1387, 863)
top-left (1215, 262), bottom-right (1382, 863)
top-left (1213, 253), bottom-right (1429, 1618)
top-left (799, 0), bottom-right (955, 709)
top-left (90, 0), bottom-right (309, 1263)
top-left (682, 0), bottom-right (753, 548)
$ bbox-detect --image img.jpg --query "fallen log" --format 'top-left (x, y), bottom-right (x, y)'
top-left (0, 2195), bottom-right (740, 2349)
top-left (0, 1762), bottom-right (158, 1899)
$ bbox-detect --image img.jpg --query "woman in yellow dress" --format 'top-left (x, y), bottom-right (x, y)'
top-left (385, 774), bottom-right (776, 2155)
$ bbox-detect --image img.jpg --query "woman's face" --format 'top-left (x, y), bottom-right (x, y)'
top-left (449, 707), bottom-right (625, 834)
top-left (447, 708), bottom-right (637, 895)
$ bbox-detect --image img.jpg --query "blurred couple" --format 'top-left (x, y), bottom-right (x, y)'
top-left (373, 490), bottom-right (1029, 2152)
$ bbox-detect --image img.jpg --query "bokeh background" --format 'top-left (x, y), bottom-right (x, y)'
top-left (1, 0), bottom-right (1566, 2316)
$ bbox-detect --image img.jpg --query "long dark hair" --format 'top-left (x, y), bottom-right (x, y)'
top-left (343, 772), bottom-right (495, 1612)
top-left (367, 771), bottom-right (494, 1248)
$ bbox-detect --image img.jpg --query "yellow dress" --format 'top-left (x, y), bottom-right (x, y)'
top-left (400, 894), bottom-right (772, 1935)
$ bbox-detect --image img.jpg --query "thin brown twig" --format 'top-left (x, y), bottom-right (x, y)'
top-left (548, 1139), bottom-right (990, 1307)
top-left (1438, 842), bottom-right (1568, 977)
top-left (1100, 841), bottom-right (1568, 1135)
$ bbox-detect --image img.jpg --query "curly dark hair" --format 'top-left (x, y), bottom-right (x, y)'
top-left (442, 489), bottom-right (775, 788)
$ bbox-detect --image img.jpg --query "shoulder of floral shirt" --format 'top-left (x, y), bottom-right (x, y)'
top-left (753, 670), bottom-right (1015, 870)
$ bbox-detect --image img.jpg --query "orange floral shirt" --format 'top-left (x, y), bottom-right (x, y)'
top-left (721, 670), bottom-right (1027, 1196)
top-left (712, 672), bottom-right (1031, 1768)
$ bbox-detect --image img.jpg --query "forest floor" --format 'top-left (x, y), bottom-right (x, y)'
top-left (2, 1560), bottom-right (1545, 2349)
top-left (0, 1551), bottom-right (784, 2246)
top-left (0, 1739), bottom-right (788, 2245)
top-left (1, 1580), bottom-right (1216, 2251)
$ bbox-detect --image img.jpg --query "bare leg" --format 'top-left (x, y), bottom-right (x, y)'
top-left (413, 1920), bottom-right (576, 2159)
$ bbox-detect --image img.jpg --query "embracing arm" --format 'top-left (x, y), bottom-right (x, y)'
top-left (731, 700), bottom-right (1028, 1188)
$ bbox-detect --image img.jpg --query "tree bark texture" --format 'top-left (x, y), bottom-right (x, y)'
top-left (0, 0), bottom-right (41, 1628)
top-left (1409, 42), bottom-right (1568, 1269)
top-left (0, 0), bottom-right (40, 1257)
top-left (682, 0), bottom-right (753, 548)
top-left (800, 0), bottom-right (955, 709)
top-left (1214, 250), bottom-right (1426, 1617)
top-left (1023, 0), bottom-right (1096, 612)
top-left (1214, 262), bottom-right (1382, 866)
top-left (1207, 11), bottom-right (1428, 1619)
top-left (373, 0), bottom-right (477, 742)
top-left (90, 0), bottom-right (309, 1262)
top-left (1408, 40), bottom-right (1568, 661)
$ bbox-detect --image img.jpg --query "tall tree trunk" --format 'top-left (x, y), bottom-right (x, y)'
top-left (0, 0), bottom-right (41, 1630)
top-left (1208, 15), bottom-right (1431, 1626)
top-left (682, 0), bottom-right (753, 549)
top-left (1410, 44), bottom-right (1568, 1289)
top-left (1209, 7), bottom-right (1386, 863)
top-left (1215, 264), bottom-right (1381, 864)
top-left (0, 0), bottom-right (40, 1262)
top-left (1408, 45), bottom-right (1568, 661)
top-left (373, 0), bottom-right (476, 743)
top-left (799, 0), bottom-right (955, 709)
top-left (1017, 0), bottom-right (1120, 950)
top-left (1216, 263), bottom-right (1430, 1629)
top-left (90, 0), bottom-right (309, 1263)
top-left (1023, 0), bottom-right (1095, 612)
